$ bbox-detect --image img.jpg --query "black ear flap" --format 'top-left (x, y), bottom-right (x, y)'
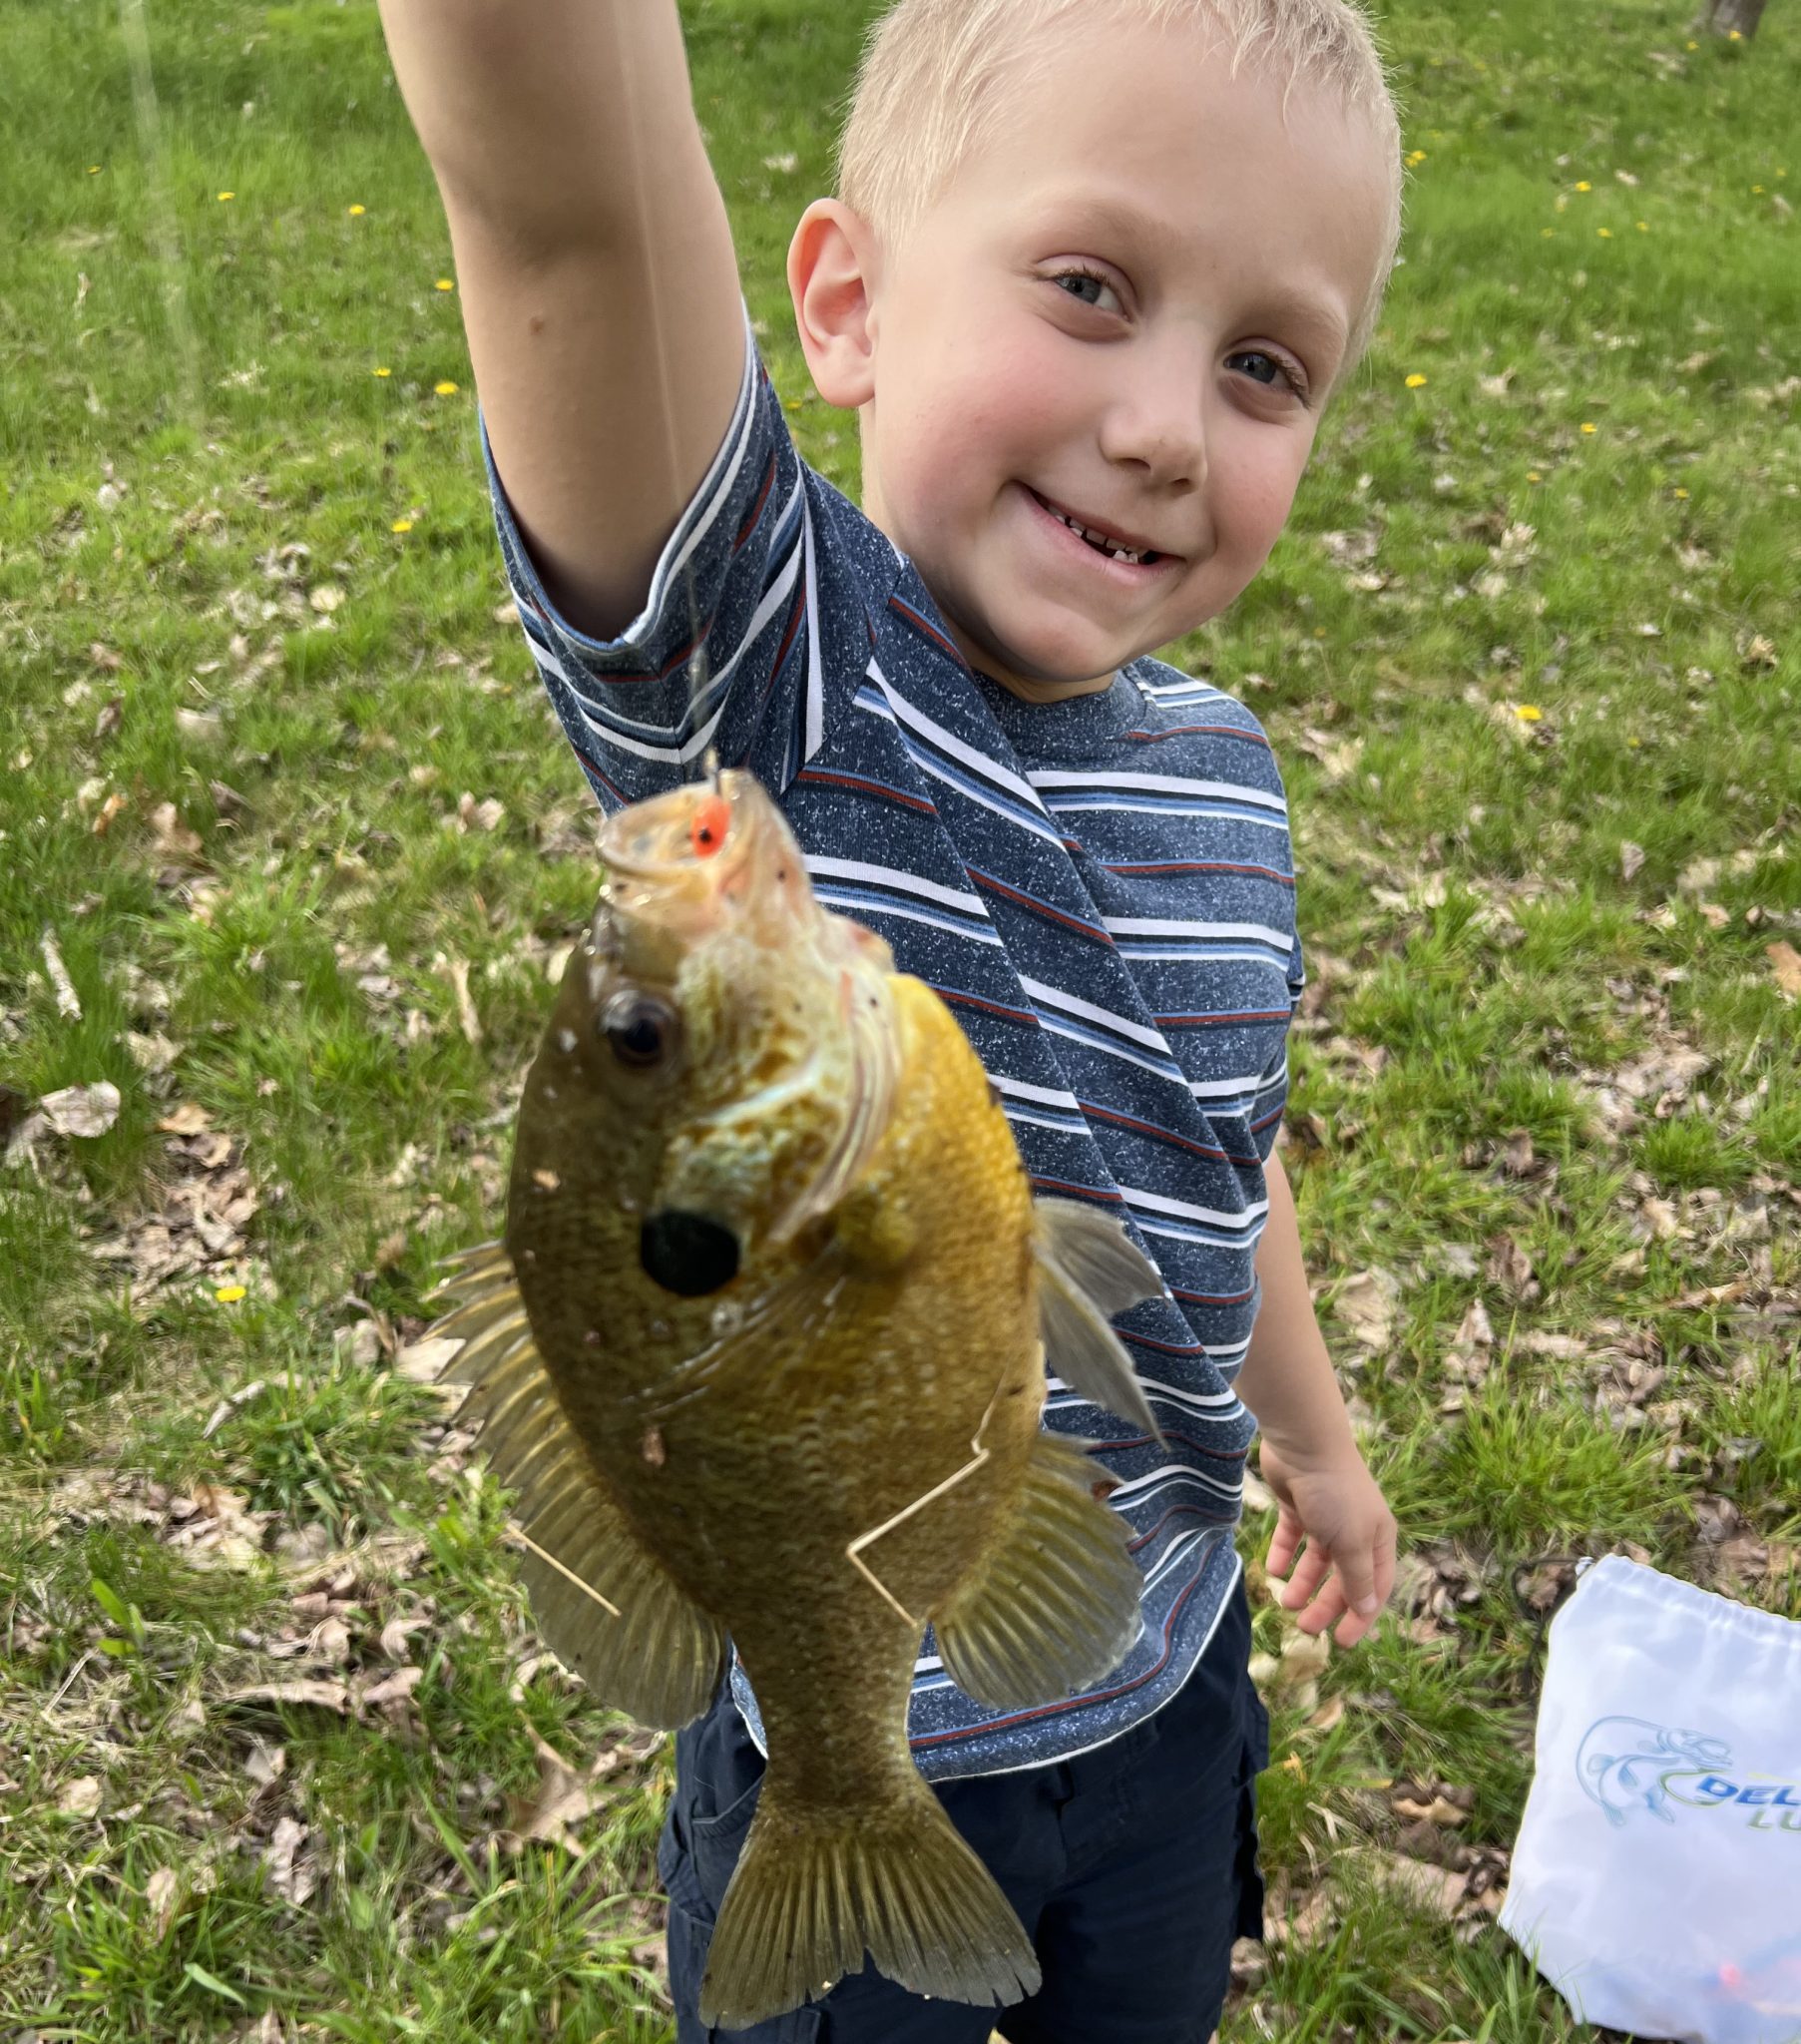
top-left (641, 1211), bottom-right (741, 1297)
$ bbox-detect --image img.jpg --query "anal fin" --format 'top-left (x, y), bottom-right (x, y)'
top-left (427, 1254), bottom-right (725, 1730)
top-left (931, 1429), bottom-right (1142, 1710)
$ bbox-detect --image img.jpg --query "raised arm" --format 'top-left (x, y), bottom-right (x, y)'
top-left (375, 0), bottom-right (745, 641)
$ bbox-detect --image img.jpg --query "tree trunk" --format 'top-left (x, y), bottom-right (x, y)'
top-left (1691, 0), bottom-right (1769, 37)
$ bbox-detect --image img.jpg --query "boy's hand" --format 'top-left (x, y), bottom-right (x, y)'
top-left (1257, 1438), bottom-right (1396, 1648)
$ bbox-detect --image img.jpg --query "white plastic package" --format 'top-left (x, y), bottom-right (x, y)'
top-left (1500, 1554), bottom-right (1801, 2043)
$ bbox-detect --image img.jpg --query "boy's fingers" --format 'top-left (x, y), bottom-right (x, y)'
top-left (1264, 1513), bottom-right (1302, 1583)
top-left (1336, 1547), bottom-right (1382, 1620)
top-left (1331, 1599), bottom-right (1376, 1648)
top-left (1277, 1537), bottom-right (1333, 1612)
top-left (1290, 1573), bottom-right (1348, 1636)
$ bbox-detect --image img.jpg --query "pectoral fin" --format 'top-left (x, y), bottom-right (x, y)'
top-left (931, 1429), bottom-right (1142, 1709)
top-left (1033, 1198), bottom-right (1164, 1440)
top-left (428, 1247), bottom-right (725, 1729)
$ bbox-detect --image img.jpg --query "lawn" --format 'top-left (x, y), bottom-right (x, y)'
top-left (1, 0), bottom-right (1797, 2038)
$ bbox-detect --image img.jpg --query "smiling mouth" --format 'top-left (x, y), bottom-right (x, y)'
top-left (1028, 488), bottom-right (1167, 567)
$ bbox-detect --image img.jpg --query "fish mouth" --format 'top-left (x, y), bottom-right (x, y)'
top-left (595, 770), bottom-right (901, 1244)
top-left (598, 770), bottom-right (773, 940)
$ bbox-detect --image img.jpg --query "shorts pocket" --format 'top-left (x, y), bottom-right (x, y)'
top-left (660, 1765), bottom-right (763, 1928)
top-left (1234, 1683), bottom-right (1270, 1943)
top-left (662, 1779), bottom-right (823, 2044)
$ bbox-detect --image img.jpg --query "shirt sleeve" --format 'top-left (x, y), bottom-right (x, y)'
top-left (1250, 916), bottom-right (1305, 1165)
top-left (480, 300), bottom-right (809, 809)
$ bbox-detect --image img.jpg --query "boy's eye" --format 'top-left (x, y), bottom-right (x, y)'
top-left (1227, 348), bottom-right (1307, 399)
top-left (1051, 266), bottom-right (1122, 313)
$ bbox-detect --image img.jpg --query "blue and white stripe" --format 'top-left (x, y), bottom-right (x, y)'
top-left (483, 298), bottom-right (1305, 1784)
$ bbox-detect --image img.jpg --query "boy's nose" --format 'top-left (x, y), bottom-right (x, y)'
top-left (1097, 342), bottom-right (1209, 495)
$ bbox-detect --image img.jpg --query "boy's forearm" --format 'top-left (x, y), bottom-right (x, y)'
top-left (1235, 1145), bottom-right (1360, 1465)
top-left (376, 0), bottom-right (703, 244)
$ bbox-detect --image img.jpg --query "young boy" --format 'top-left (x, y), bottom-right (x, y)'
top-left (376, 1), bottom-right (1402, 2036)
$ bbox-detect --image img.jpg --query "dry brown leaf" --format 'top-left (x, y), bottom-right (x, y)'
top-left (158, 1102), bottom-right (212, 1135)
top-left (1329, 1268), bottom-right (1400, 1349)
top-left (145, 1865), bottom-right (183, 1939)
top-left (503, 1731), bottom-right (629, 1847)
top-left (40, 1082), bottom-right (121, 1138)
top-left (225, 1679), bottom-right (351, 1715)
top-left (1269, 1882), bottom-right (1338, 1946)
top-left (1514, 1329), bottom-right (1588, 1361)
top-left (1486, 1233), bottom-right (1540, 1303)
top-left (1363, 1848), bottom-right (1467, 1917)
top-left (58, 1776), bottom-right (103, 1817)
top-left (39, 928), bottom-right (82, 1019)
top-left (395, 1336), bottom-right (462, 1382)
top-left (358, 1665), bottom-right (424, 1712)
top-left (150, 802), bottom-right (204, 861)
top-left (440, 954), bottom-right (480, 1046)
top-left (308, 1616), bottom-right (352, 1666)
top-left (242, 1741), bottom-right (286, 1788)
top-left (1445, 1296), bottom-right (1494, 1378)
top-left (1767, 940), bottom-right (1801, 999)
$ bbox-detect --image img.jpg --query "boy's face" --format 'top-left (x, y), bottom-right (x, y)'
top-left (808, 16), bottom-right (1392, 702)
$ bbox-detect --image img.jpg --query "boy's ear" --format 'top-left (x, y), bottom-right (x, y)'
top-left (787, 199), bottom-right (879, 411)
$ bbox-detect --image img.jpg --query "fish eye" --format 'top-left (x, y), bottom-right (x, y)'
top-left (601, 990), bottom-right (678, 1069)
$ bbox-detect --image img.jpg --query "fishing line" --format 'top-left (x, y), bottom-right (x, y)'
top-left (846, 1373), bottom-right (1009, 1629)
top-left (606, 2), bottom-right (714, 785)
top-left (118, 0), bottom-right (203, 428)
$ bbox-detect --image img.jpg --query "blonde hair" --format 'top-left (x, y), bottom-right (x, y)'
top-left (837, 0), bottom-right (1405, 378)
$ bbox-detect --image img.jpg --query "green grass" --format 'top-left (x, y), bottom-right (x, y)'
top-left (2, 0), bottom-right (1798, 2038)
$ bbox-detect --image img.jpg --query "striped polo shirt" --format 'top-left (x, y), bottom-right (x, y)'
top-left (480, 302), bottom-right (1305, 1782)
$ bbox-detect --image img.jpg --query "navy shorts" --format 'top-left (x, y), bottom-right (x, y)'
top-left (659, 1574), bottom-right (1269, 2043)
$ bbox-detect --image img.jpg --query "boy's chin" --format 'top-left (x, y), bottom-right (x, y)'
top-left (970, 619), bottom-right (1143, 695)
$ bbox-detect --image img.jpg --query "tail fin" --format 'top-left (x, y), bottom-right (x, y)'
top-left (697, 1772), bottom-right (1039, 2031)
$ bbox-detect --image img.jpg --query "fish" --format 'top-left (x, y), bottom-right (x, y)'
top-left (426, 767), bottom-right (1166, 2030)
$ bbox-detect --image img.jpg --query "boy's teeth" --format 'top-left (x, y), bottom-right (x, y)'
top-left (1046, 500), bottom-right (1146, 565)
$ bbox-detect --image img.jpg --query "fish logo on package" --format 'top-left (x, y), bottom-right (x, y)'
top-left (1576, 1717), bottom-right (1801, 1832)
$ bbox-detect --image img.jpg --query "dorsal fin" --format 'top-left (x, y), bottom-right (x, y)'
top-left (1032, 1198), bottom-right (1164, 1442)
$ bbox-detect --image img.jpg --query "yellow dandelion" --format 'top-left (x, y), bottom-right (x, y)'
top-left (1575, 180), bottom-right (1591, 193)
top-left (391, 518), bottom-right (414, 533)
top-left (1752, 185), bottom-right (1765, 195)
top-left (434, 380), bottom-right (459, 395)
top-left (1673, 486), bottom-right (1689, 499)
top-left (1597, 227), bottom-right (1612, 239)
top-left (87, 165), bottom-right (101, 175)
top-left (1405, 372), bottom-right (1428, 388)
top-left (1627, 736), bottom-right (1642, 750)
top-left (1728, 26), bottom-right (1742, 38)
top-left (1637, 221), bottom-right (1649, 232)
top-left (1515, 705), bottom-right (1544, 723)
top-left (372, 365), bottom-right (392, 378)
top-left (218, 191), bottom-right (235, 202)
top-left (348, 203), bottom-right (366, 216)
top-left (435, 277), bottom-right (455, 291)
top-left (215, 1283), bottom-right (247, 1303)
top-left (1580, 422), bottom-right (1597, 434)
top-left (1407, 149), bottom-right (1427, 166)
top-left (1527, 470), bottom-right (1543, 483)
top-left (1686, 38), bottom-right (1699, 48)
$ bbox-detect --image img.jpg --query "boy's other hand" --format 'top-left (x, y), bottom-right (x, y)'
top-left (1256, 1438), bottom-right (1396, 1648)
